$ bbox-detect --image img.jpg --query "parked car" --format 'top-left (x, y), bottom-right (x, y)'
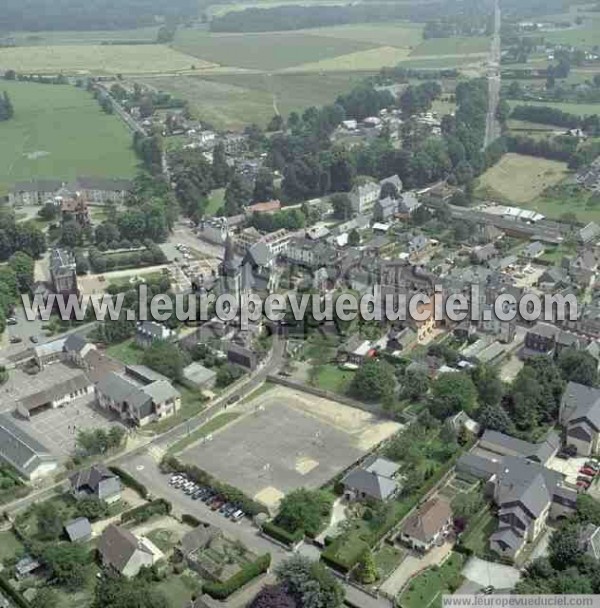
top-left (227, 395), bottom-right (240, 406)
top-left (29, 335), bottom-right (39, 343)
top-left (585, 460), bottom-right (600, 471)
top-left (211, 498), bottom-right (225, 511)
top-left (556, 450), bottom-right (571, 460)
top-left (231, 510), bottom-right (245, 522)
top-left (9, 336), bottom-right (22, 344)
top-left (578, 475), bottom-right (593, 484)
top-left (580, 468), bottom-right (597, 478)
top-left (6, 317), bottom-right (17, 325)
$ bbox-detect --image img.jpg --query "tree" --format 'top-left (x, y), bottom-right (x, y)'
top-left (32, 589), bottom-right (59, 608)
top-left (558, 349), bottom-right (598, 387)
top-left (38, 202), bottom-right (59, 222)
top-left (356, 549), bottom-right (378, 584)
top-left (35, 502), bottom-right (63, 541)
top-left (142, 341), bottom-right (189, 381)
top-left (330, 193), bottom-right (353, 220)
top-left (347, 228), bottom-right (360, 247)
top-left (401, 368), bottom-right (430, 400)
top-left (249, 585), bottom-right (295, 608)
top-left (8, 251), bottom-right (34, 293)
top-left (350, 359), bottom-right (396, 403)
top-left (548, 524), bottom-right (583, 570)
top-left (42, 544), bottom-right (90, 591)
top-left (253, 167), bottom-right (275, 202)
top-left (275, 489), bottom-right (332, 536)
top-left (429, 372), bottom-right (477, 419)
top-left (215, 363), bottom-right (243, 388)
top-left (276, 555), bottom-right (344, 608)
top-left (0, 91), bottom-right (14, 121)
top-left (470, 364), bottom-right (504, 406)
top-left (380, 181), bottom-right (398, 200)
top-left (211, 142), bottom-right (230, 188)
top-left (224, 174), bottom-right (251, 216)
top-left (477, 403), bottom-right (514, 434)
top-left (451, 492), bottom-right (484, 522)
top-left (93, 575), bottom-right (168, 608)
top-left (75, 498), bottom-right (109, 521)
top-left (267, 115), bottom-right (284, 132)
top-left (576, 494), bottom-right (600, 526)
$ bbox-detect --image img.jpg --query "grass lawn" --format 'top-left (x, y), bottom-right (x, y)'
top-left (0, 530), bottom-right (25, 563)
top-left (206, 188), bottom-right (225, 216)
top-left (398, 552), bottom-right (466, 608)
top-left (528, 182), bottom-right (600, 224)
top-left (410, 36), bottom-right (490, 56)
top-left (431, 99), bottom-right (456, 116)
top-left (172, 29), bottom-right (376, 71)
top-left (0, 44), bottom-right (205, 75)
top-left (461, 507), bottom-right (497, 556)
top-left (374, 545), bottom-right (405, 580)
top-left (106, 338), bottom-right (145, 366)
top-left (475, 153), bottom-right (569, 204)
top-left (239, 381), bottom-right (274, 405)
top-left (168, 412), bottom-right (240, 454)
top-left (155, 571), bottom-right (203, 608)
top-left (0, 81), bottom-right (137, 196)
top-left (146, 528), bottom-right (179, 553)
top-left (312, 363), bottom-right (354, 394)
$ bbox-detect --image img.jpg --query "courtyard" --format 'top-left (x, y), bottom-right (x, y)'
top-left (178, 386), bottom-right (401, 510)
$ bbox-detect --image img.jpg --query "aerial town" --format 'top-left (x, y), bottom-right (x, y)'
top-left (0, 0), bottom-right (600, 607)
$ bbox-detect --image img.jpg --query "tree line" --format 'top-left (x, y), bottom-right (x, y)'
top-left (506, 133), bottom-right (600, 169)
top-left (1, 0), bottom-right (198, 31)
top-left (209, 0), bottom-right (491, 33)
top-left (511, 104), bottom-right (599, 133)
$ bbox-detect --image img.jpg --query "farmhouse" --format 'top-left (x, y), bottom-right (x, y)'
top-left (0, 413), bottom-right (58, 480)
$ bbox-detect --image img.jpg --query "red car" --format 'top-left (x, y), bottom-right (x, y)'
top-left (580, 467), bottom-right (597, 478)
top-left (577, 481), bottom-right (590, 492)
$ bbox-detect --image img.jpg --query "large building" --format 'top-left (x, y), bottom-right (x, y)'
top-left (560, 382), bottom-right (600, 456)
top-left (0, 413), bottom-right (59, 480)
top-left (49, 248), bottom-right (78, 295)
top-left (95, 365), bottom-right (181, 427)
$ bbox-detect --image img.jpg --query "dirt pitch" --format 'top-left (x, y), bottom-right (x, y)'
top-left (179, 386), bottom-right (402, 511)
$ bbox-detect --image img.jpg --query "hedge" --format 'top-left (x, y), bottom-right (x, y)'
top-left (161, 456), bottom-right (266, 517)
top-left (262, 521), bottom-right (304, 546)
top-left (203, 553), bottom-right (271, 600)
top-left (0, 574), bottom-right (29, 608)
top-left (121, 499), bottom-right (171, 525)
top-left (181, 514), bottom-right (201, 527)
top-left (109, 466), bottom-right (149, 499)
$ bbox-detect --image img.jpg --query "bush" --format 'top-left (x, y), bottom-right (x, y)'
top-left (262, 521), bottom-right (304, 546)
top-left (109, 466), bottom-right (148, 498)
top-left (0, 574), bottom-right (29, 608)
top-left (203, 554), bottom-right (271, 599)
top-left (121, 499), bottom-right (171, 525)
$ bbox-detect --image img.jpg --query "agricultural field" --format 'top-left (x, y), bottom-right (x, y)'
top-left (532, 22), bottom-right (600, 49)
top-left (529, 183), bottom-right (600, 224)
top-left (475, 153), bottom-right (569, 204)
top-left (410, 35), bottom-right (490, 57)
top-left (284, 46), bottom-right (411, 72)
top-left (1, 27), bottom-right (159, 46)
top-left (0, 44), bottom-right (207, 75)
top-left (299, 22), bottom-right (424, 48)
top-left (137, 70), bottom-right (375, 129)
top-left (0, 80), bottom-right (137, 195)
top-left (171, 29), bottom-right (376, 71)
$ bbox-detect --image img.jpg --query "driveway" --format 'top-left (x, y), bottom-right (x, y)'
top-left (461, 556), bottom-right (520, 591)
top-left (379, 541), bottom-right (453, 596)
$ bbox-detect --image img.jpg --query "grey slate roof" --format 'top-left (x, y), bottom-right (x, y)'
top-left (363, 456), bottom-right (401, 479)
top-left (245, 242), bottom-right (272, 268)
top-left (98, 525), bottom-right (151, 573)
top-left (456, 452), bottom-right (501, 480)
top-left (490, 527), bottom-right (524, 551)
top-left (69, 464), bottom-right (118, 494)
top-left (0, 413), bottom-right (55, 477)
top-left (579, 524), bottom-right (600, 559)
top-left (65, 517), bottom-right (92, 542)
top-left (561, 381), bottom-right (600, 431)
top-left (480, 429), bottom-right (559, 464)
top-left (17, 373), bottom-right (91, 412)
top-left (63, 334), bottom-right (88, 354)
top-left (342, 468), bottom-right (398, 500)
top-left (11, 179), bottom-right (62, 193)
top-left (142, 380), bottom-right (180, 404)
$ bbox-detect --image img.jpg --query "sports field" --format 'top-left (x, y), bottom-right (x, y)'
top-left (0, 44), bottom-right (207, 75)
top-left (475, 153), bottom-right (569, 204)
top-left (0, 81), bottom-right (137, 195)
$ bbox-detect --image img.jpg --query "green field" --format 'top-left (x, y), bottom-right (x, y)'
top-left (410, 35), bottom-right (490, 56)
top-left (300, 22), bottom-right (423, 48)
top-left (533, 23), bottom-right (600, 49)
top-left (2, 27), bottom-right (160, 46)
top-left (106, 338), bottom-right (144, 365)
top-left (0, 81), bottom-right (137, 195)
top-left (476, 153), bottom-right (569, 204)
top-left (0, 44), bottom-right (207, 75)
top-left (138, 70), bottom-right (375, 129)
top-left (172, 29), bottom-right (375, 71)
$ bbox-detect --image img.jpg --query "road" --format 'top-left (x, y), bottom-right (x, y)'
top-left (484, 0), bottom-right (502, 148)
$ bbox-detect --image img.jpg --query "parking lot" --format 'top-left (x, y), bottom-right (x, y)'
top-left (546, 454), bottom-right (600, 494)
top-left (179, 386), bottom-right (401, 511)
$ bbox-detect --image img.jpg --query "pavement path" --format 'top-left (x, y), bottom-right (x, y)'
top-left (484, 0), bottom-right (502, 148)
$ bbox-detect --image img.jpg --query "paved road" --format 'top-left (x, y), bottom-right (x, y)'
top-left (484, 0), bottom-right (502, 148)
